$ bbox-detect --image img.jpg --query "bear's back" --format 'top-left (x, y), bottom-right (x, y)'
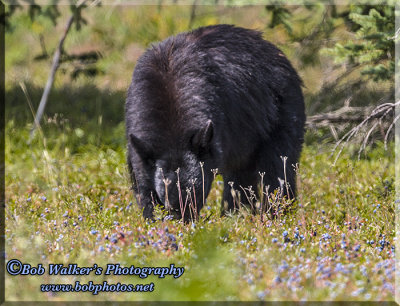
top-left (127, 25), bottom-right (304, 155)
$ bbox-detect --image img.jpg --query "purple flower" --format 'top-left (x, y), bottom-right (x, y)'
top-left (274, 276), bottom-right (282, 283)
top-left (321, 233), bottom-right (331, 241)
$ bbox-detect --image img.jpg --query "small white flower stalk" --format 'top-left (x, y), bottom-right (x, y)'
top-left (223, 156), bottom-right (295, 221)
top-left (200, 162), bottom-right (205, 208)
top-left (162, 177), bottom-right (172, 212)
top-left (158, 156), bottom-right (295, 222)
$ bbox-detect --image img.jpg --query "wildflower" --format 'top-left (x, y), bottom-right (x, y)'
top-left (274, 276), bottom-right (282, 283)
top-left (279, 261), bottom-right (289, 272)
top-left (321, 233), bottom-right (331, 241)
top-left (257, 291), bottom-right (267, 300)
top-left (167, 234), bottom-right (176, 242)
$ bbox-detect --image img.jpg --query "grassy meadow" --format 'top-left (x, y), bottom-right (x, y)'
top-left (5, 4), bottom-right (396, 302)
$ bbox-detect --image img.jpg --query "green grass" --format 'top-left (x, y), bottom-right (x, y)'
top-left (5, 4), bottom-right (395, 302)
top-left (5, 118), bottom-right (395, 301)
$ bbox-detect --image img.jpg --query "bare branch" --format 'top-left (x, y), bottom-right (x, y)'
top-left (29, 0), bottom-right (89, 144)
top-left (307, 105), bottom-right (376, 128)
top-left (188, 0), bottom-right (198, 29)
top-left (329, 100), bottom-right (398, 164)
top-left (384, 113), bottom-right (400, 149)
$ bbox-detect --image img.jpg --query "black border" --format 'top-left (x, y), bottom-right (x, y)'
top-left (1, 1), bottom-right (5, 305)
top-left (1, 301), bottom-right (398, 305)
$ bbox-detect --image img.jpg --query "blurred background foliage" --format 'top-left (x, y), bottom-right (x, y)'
top-left (4, 1), bottom-right (397, 151)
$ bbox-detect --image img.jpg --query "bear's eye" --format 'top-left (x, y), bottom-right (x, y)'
top-left (143, 156), bottom-right (155, 167)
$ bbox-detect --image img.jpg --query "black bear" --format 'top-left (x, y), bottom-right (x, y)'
top-left (126, 24), bottom-right (305, 220)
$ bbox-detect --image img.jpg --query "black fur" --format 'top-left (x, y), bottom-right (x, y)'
top-left (125, 24), bottom-right (305, 219)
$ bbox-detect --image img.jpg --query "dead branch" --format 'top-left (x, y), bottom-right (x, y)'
top-left (188, 0), bottom-right (198, 29)
top-left (330, 100), bottom-right (399, 164)
top-left (306, 105), bottom-right (374, 128)
top-left (306, 97), bottom-right (398, 163)
top-left (29, 0), bottom-right (88, 144)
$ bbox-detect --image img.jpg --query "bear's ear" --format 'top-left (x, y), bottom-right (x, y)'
top-left (191, 120), bottom-right (213, 154)
top-left (129, 134), bottom-right (154, 163)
